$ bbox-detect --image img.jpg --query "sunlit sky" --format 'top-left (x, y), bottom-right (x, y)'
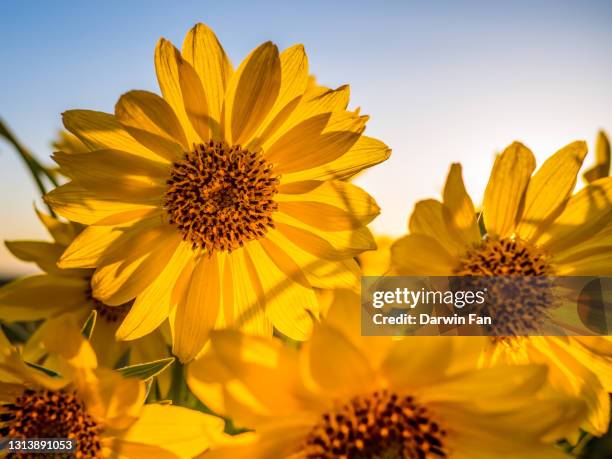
top-left (1, 0), bottom-right (612, 276)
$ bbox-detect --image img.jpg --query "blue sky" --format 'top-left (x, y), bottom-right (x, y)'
top-left (1, 0), bottom-right (612, 275)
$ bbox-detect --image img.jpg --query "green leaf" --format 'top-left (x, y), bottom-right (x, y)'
top-left (81, 310), bottom-right (97, 339)
top-left (117, 357), bottom-right (175, 381)
top-left (25, 361), bottom-right (61, 378)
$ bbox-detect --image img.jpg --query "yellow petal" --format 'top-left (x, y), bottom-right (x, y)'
top-left (59, 224), bottom-right (128, 269)
top-left (584, 130), bottom-right (611, 183)
top-left (264, 85), bottom-right (350, 146)
top-left (187, 351), bottom-right (257, 425)
top-left (62, 110), bottom-right (166, 163)
top-left (224, 42), bottom-right (281, 145)
top-left (53, 148), bottom-right (169, 181)
top-left (277, 180), bottom-right (380, 230)
top-left (281, 135), bottom-right (391, 182)
top-left (53, 150), bottom-right (166, 202)
top-left (358, 236), bottom-right (393, 277)
top-left (102, 440), bottom-right (176, 459)
top-left (42, 314), bottom-right (98, 370)
top-left (88, 314), bottom-right (128, 369)
top-left (86, 368), bottom-right (146, 430)
top-left (262, 229), bottom-right (360, 291)
top-left (0, 348), bottom-right (69, 390)
top-left (206, 330), bottom-right (310, 418)
top-left (536, 177), bottom-right (612, 251)
top-left (321, 289), bottom-right (393, 366)
top-left (555, 252), bottom-right (612, 275)
top-left (45, 183), bottom-right (158, 225)
top-left (245, 242), bottom-right (316, 340)
top-left (568, 337), bottom-right (612, 393)
top-left (5, 240), bottom-right (72, 276)
top-left (409, 199), bottom-right (465, 256)
top-left (442, 163), bottom-right (479, 245)
top-left (200, 423), bottom-right (311, 459)
top-left (35, 207), bottom-right (79, 246)
top-left (0, 275), bottom-right (87, 321)
top-left (552, 224), bottom-right (612, 264)
top-left (182, 23), bottom-right (233, 131)
top-left (115, 90), bottom-right (187, 159)
top-left (381, 338), bottom-right (458, 389)
top-left (116, 404), bottom-right (226, 458)
top-left (248, 44), bottom-right (309, 150)
top-left (305, 323), bottom-right (375, 395)
top-left (390, 234), bottom-right (457, 275)
top-left (266, 114), bottom-right (360, 174)
top-left (223, 250), bottom-right (272, 336)
top-left (515, 337), bottom-right (608, 435)
top-left (115, 240), bottom-right (192, 340)
top-left (92, 224), bottom-right (181, 306)
top-left (173, 254), bottom-right (221, 362)
top-left (155, 38), bottom-right (201, 146)
top-left (274, 212), bottom-right (376, 260)
top-left (440, 397), bottom-right (585, 456)
top-left (419, 365), bottom-right (547, 405)
top-left (177, 55), bottom-right (212, 142)
top-left (516, 141), bottom-right (588, 241)
top-left (482, 142), bottom-right (536, 237)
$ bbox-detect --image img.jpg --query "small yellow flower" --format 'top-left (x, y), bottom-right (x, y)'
top-left (0, 316), bottom-right (225, 458)
top-left (187, 301), bottom-right (586, 458)
top-left (390, 140), bottom-right (612, 434)
top-left (45, 23), bottom-right (390, 363)
top-left (0, 210), bottom-right (170, 384)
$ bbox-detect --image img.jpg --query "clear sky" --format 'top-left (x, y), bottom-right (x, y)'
top-left (1, 0), bottom-right (612, 276)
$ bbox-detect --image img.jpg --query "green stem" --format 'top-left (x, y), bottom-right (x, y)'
top-left (0, 117), bottom-right (57, 215)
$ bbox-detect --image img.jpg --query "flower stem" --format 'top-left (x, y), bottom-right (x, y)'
top-left (0, 117), bottom-right (58, 215)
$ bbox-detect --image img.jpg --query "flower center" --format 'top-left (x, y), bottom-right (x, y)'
top-left (0, 388), bottom-right (102, 457)
top-left (455, 237), bottom-right (551, 276)
top-left (164, 140), bottom-right (279, 253)
top-left (454, 237), bottom-right (555, 335)
top-left (302, 390), bottom-right (447, 458)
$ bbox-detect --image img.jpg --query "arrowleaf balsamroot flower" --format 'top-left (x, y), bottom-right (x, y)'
top-left (390, 140), bottom-right (612, 435)
top-left (187, 301), bottom-right (586, 458)
top-left (45, 23), bottom-right (390, 362)
top-left (0, 316), bottom-right (226, 458)
top-left (0, 210), bottom-right (170, 374)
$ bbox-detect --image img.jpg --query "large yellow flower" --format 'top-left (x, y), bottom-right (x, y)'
top-left (187, 301), bottom-right (586, 458)
top-left (0, 210), bottom-right (169, 380)
top-left (390, 140), bottom-right (612, 434)
top-left (45, 23), bottom-right (390, 363)
top-left (0, 316), bottom-right (225, 458)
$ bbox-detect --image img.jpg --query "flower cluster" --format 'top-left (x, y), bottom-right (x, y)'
top-left (1, 22), bottom-right (611, 458)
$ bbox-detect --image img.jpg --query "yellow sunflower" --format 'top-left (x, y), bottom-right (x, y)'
top-left (390, 140), bottom-right (612, 434)
top-left (0, 315), bottom-right (225, 458)
top-left (45, 23), bottom-right (390, 363)
top-left (187, 300), bottom-right (586, 458)
top-left (0, 210), bottom-right (170, 383)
